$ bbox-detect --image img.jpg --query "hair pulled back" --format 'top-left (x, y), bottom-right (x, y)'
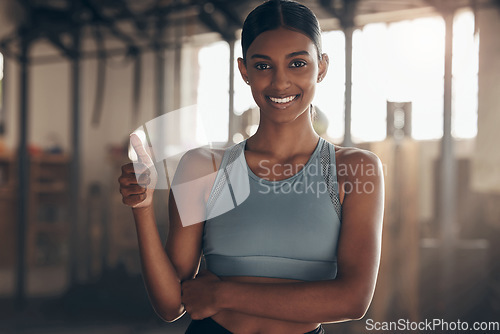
top-left (241, 0), bottom-right (322, 63)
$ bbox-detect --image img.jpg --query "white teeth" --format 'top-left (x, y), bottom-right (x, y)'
top-left (269, 95), bottom-right (297, 104)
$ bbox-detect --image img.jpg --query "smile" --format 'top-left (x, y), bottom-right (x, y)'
top-left (268, 95), bottom-right (299, 104)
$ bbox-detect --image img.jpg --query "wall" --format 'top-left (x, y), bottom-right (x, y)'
top-left (1, 28), bottom-right (206, 283)
top-left (1, 36), bottom-right (208, 191)
top-left (472, 6), bottom-right (500, 196)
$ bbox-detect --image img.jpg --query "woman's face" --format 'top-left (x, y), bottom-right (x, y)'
top-left (238, 27), bottom-right (328, 124)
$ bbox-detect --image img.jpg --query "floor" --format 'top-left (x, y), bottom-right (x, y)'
top-left (0, 267), bottom-right (68, 297)
top-left (0, 297), bottom-right (363, 334)
top-left (1, 310), bottom-right (364, 334)
top-left (0, 298), bottom-right (191, 334)
top-left (0, 265), bottom-right (368, 334)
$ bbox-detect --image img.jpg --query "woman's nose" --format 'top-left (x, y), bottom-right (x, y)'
top-left (272, 68), bottom-right (291, 91)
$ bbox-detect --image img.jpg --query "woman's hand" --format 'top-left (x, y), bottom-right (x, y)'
top-left (118, 134), bottom-right (157, 209)
top-left (181, 270), bottom-right (222, 320)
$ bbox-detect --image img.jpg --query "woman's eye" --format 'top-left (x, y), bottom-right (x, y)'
top-left (255, 63), bottom-right (271, 70)
top-left (291, 60), bottom-right (306, 68)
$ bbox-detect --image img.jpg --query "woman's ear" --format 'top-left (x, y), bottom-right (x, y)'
top-left (237, 57), bottom-right (250, 84)
top-left (317, 53), bottom-right (329, 83)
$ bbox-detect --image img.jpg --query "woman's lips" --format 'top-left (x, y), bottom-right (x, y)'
top-left (266, 94), bottom-right (299, 108)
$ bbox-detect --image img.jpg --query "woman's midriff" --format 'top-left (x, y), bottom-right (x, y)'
top-left (211, 276), bottom-right (321, 334)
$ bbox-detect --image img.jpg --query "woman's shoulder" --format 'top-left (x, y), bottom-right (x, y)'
top-left (181, 145), bottom-right (225, 165)
top-left (325, 140), bottom-right (383, 178)
top-left (173, 145), bottom-right (226, 184)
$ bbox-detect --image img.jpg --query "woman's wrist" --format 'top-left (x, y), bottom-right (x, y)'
top-left (214, 280), bottom-right (232, 311)
top-left (132, 204), bottom-right (154, 220)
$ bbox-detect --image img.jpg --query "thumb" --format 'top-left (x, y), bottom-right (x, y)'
top-left (130, 133), bottom-right (153, 166)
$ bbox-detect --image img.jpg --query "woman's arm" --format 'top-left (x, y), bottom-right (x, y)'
top-left (182, 149), bottom-right (385, 323)
top-left (133, 190), bottom-right (205, 322)
top-left (119, 136), bottom-right (209, 322)
top-left (132, 204), bottom-right (186, 322)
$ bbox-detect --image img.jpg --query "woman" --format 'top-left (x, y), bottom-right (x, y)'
top-left (119, 1), bottom-right (384, 333)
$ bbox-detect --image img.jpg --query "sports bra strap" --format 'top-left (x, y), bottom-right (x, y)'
top-left (320, 140), bottom-right (342, 221)
top-left (206, 142), bottom-right (244, 214)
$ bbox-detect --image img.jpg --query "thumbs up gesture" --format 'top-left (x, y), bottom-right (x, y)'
top-left (118, 133), bottom-right (158, 208)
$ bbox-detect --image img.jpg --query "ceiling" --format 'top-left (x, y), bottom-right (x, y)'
top-left (0, 0), bottom-right (495, 61)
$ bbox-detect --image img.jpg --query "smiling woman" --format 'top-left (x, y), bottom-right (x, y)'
top-left (238, 27), bottom-right (327, 124)
top-left (119, 1), bottom-right (384, 333)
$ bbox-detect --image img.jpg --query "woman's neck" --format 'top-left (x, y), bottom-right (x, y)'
top-left (246, 111), bottom-right (319, 159)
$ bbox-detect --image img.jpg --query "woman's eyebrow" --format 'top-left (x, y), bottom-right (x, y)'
top-left (286, 50), bottom-right (310, 58)
top-left (250, 50), bottom-right (311, 60)
top-left (250, 54), bottom-right (271, 60)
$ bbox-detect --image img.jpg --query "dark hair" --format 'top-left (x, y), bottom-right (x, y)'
top-left (241, 0), bottom-right (322, 63)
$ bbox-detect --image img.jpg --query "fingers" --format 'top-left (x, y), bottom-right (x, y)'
top-left (136, 173), bottom-right (151, 187)
top-left (119, 176), bottom-right (148, 206)
top-left (119, 164), bottom-right (150, 185)
top-left (120, 183), bottom-right (149, 195)
top-left (119, 175), bottom-right (150, 191)
top-left (122, 162), bottom-right (151, 179)
top-left (119, 161), bottom-right (153, 207)
top-left (120, 134), bottom-right (158, 208)
top-left (123, 193), bottom-right (147, 207)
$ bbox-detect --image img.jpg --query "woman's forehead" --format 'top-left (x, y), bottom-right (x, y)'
top-left (246, 27), bottom-right (318, 59)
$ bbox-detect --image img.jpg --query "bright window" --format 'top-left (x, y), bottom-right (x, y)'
top-left (197, 41), bottom-right (230, 144)
top-left (452, 11), bottom-right (479, 139)
top-left (196, 10), bottom-right (478, 143)
top-left (233, 40), bottom-right (256, 116)
top-left (347, 10), bottom-right (477, 142)
top-left (314, 30), bottom-right (346, 142)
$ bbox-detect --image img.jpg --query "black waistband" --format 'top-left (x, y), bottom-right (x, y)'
top-left (185, 317), bottom-right (324, 334)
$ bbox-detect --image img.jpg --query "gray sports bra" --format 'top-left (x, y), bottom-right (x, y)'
top-left (202, 138), bottom-right (342, 281)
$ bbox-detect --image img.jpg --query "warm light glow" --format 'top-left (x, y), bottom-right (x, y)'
top-left (452, 11), bottom-right (479, 139)
top-left (234, 41), bottom-right (257, 116)
top-left (346, 11), bottom-right (477, 141)
top-left (353, 17), bottom-right (447, 141)
top-left (197, 41), bottom-right (230, 143)
top-left (314, 30), bottom-right (346, 142)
